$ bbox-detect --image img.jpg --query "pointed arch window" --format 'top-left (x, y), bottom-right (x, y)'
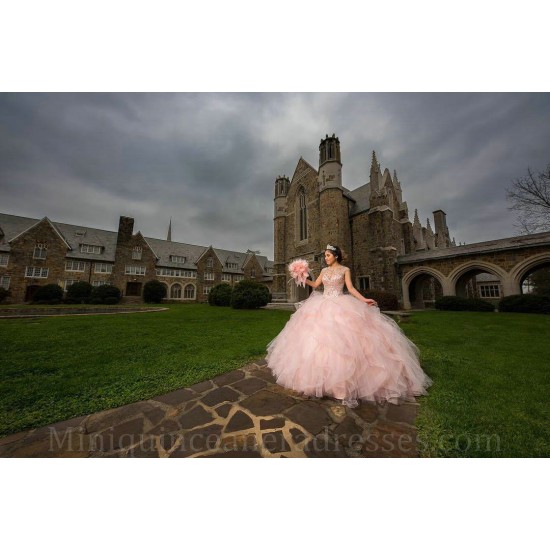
top-left (299, 188), bottom-right (308, 240)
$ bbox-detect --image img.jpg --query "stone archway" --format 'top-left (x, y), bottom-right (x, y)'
top-left (509, 252), bottom-right (550, 295)
top-left (401, 267), bottom-right (447, 310)
top-left (408, 273), bottom-right (444, 309)
top-left (448, 261), bottom-right (508, 305)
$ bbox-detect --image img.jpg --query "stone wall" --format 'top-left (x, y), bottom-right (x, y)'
top-left (0, 215), bottom-right (273, 304)
top-left (3, 219), bottom-right (73, 303)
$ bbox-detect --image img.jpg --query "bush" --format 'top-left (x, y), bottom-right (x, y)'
top-left (32, 284), bottom-right (64, 304)
top-left (498, 294), bottom-right (550, 314)
top-left (360, 289), bottom-right (399, 311)
top-left (143, 279), bottom-right (167, 303)
top-left (90, 284), bottom-right (122, 305)
top-left (230, 280), bottom-right (270, 309)
top-left (208, 283), bottom-right (233, 306)
top-left (435, 295), bottom-right (495, 312)
top-left (65, 281), bottom-right (93, 304)
top-left (0, 288), bottom-right (10, 304)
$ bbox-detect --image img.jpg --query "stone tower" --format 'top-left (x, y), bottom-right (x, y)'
top-left (366, 151), bottom-right (404, 294)
top-left (272, 175), bottom-right (290, 302)
top-left (318, 134), bottom-right (352, 261)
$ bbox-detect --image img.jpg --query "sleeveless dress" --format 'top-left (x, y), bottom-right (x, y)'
top-left (265, 265), bottom-right (433, 405)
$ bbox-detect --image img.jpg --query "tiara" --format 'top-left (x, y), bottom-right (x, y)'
top-left (326, 244), bottom-right (337, 251)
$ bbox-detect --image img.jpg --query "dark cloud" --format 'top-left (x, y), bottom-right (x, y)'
top-left (1, 92), bottom-right (549, 256)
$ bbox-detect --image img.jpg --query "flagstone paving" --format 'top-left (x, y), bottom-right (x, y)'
top-left (0, 359), bottom-right (421, 458)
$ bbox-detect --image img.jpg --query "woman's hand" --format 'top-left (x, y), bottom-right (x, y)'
top-left (363, 298), bottom-right (378, 307)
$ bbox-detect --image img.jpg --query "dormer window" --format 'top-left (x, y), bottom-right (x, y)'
top-left (74, 229), bottom-right (86, 237)
top-left (132, 246), bottom-right (142, 260)
top-left (80, 244), bottom-right (102, 254)
top-left (33, 243), bottom-right (48, 259)
top-left (170, 255), bottom-right (186, 263)
top-left (226, 262), bottom-right (238, 269)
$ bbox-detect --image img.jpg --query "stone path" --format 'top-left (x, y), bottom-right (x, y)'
top-left (0, 359), bottom-right (421, 458)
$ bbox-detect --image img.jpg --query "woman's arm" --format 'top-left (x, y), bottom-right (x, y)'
top-left (304, 268), bottom-right (324, 289)
top-left (344, 267), bottom-right (377, 306)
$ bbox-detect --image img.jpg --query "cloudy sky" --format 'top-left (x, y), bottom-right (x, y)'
top-left (1, 92), bottom-right (549, 259)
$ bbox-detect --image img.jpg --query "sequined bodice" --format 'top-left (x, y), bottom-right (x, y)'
top-left (322, 266), bottom-right (346, 297)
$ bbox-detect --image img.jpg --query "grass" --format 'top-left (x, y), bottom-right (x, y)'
top-left (0, 305), bottom-right (548, 457)
top-left (406, 310), bottom-right (550, 457)
top-left (0, 303), bottom-right (150, 309)
top-left (0, 304), bottom-right (289, 437)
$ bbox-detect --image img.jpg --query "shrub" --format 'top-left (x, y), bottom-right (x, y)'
top-left (435, 295), bottom-right (495, 312)
top-left (230, 280), bottom-right (270, 309)
top-left (90, 284), bottom-right (122, 305)
top-left (360, 289), bottom-right (399, 310)
top-left (32, 284), bottom-right (64, 304)
top-left (498, 294), bottom-right (550, 314)
top-left (208, 283), bottom-right (233, 306)
top-left (0, 288), bottom-right (10, 303)
top-left (143, 279), bottom-right (167, 303)
top-left (65, 281), bottom-right (93, 304)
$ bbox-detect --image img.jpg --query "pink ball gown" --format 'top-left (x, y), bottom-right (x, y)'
top-left (265, 265), bottom-right (433, 406)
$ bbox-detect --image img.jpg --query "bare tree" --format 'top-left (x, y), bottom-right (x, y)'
top-left (506, 164), bottom-right (550, 234)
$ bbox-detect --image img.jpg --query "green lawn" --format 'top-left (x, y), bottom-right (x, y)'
top-left (0, 305), bottom-right (548, 457)
top-left (0, 304), bottom-right (288, 437)
top-left (405, 310), bottom-right (550, 457)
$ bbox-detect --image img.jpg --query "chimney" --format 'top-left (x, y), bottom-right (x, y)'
top-left (433, 210), bottom-right (448, 242)
top-left (117, 216), bottom-right (134, 244)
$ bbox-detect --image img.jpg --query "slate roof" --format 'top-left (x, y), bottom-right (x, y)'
top-left (347, 182), bottom-right (371, 216)
top-left (396, 231), bottom-right (550, 264)
top-left (0, 213), bottom-right (274, 275)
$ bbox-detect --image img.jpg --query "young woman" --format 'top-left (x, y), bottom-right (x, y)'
top-left (265, 244), bottom-right (433, 408)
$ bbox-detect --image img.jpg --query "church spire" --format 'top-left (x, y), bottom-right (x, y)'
top-left (370, 151), bottom-right (379, 173)
top-left (167, 217), bottom-right (172, 242)
top-left (393, 169), bottom-right (401, 187)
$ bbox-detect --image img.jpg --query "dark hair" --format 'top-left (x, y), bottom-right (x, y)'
top-left (324, 244), bottom-right (347, 264)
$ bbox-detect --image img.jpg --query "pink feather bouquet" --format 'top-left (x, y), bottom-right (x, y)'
top-left (288, 258), bottom-right (311, 288)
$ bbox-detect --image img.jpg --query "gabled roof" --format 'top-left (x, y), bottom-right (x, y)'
top-left (8, 216), bottom-right (72, 250)
top-left (0, 212), bottom-right (274, 274)
top-left (290, 156), bottom-right (318, 188)
top-left (194, 245), bottom-right (226, 267)
top-left (143, 237), bottom-right (205, 269)
top-left (212, 247), bottom-right (272, 273)
top-left (49, 221), bottom-right (118, 261)
top-left (242, 252), bottom-right (254, 270)
top-left (135, 231), bottom-right (160, 260)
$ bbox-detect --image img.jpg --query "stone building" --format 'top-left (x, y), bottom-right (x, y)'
top-left (0, 213), bottom-right (273, 303)
top-left (272, 133), bottom-right (457, 305)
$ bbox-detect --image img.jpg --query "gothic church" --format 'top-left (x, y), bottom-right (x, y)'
top-left (272, 134), bottom-right (457, 305)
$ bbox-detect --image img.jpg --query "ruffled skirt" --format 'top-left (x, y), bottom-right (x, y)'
top-left (265, 291), bottom-right (433, 405)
